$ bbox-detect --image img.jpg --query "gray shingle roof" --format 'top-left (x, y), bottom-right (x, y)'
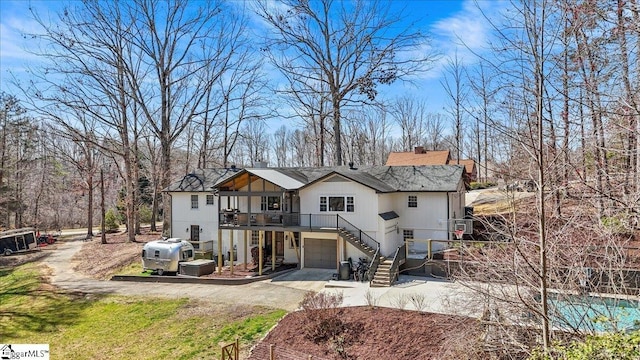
top-left (294, 165), bottom-right (464, 192)
top-left (166, 165), bottom-right (463, 193)
top-left (379, 211), bottom-right (400, 220)
top-left (164, 168), bottom-right (240, 192)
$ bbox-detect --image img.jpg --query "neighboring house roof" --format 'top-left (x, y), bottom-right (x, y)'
top-left (164, 168), bottom-right (240, 192)
top-left (385, 150), bottom-right (451, 166)
top-left (168, 165), bottom-right (464, 194)
top-left (379, 211), bottom-right (400, 220)
top-left (385, 148), bottom-right (476, 181)
top-left (450, 159), bottom-right (476, 176)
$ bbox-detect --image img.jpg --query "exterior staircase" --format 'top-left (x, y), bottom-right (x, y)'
top-left (336, 217), bottom-right (403, 287)
top-left (337, 228), bottom-right (377, 256)
top-left (371, 259), bottom-right (395, 287)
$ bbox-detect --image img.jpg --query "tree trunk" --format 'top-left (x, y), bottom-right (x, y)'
top-left (86, 172), bottom-right (94, 239)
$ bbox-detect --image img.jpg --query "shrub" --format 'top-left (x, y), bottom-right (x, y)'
top-left (601, 215), bottom-right (631, 234)
top-left (470, 181), bottom-right (497, 190)
top-left (408, 293), bottom-right (428, 311)
top-left (391, 294), bottom-right (409, 310)
top-left (138, 205), bottom-right (153, 224)
top-left (364, 289), bottom-right (379, 307)
top-left (103, 208), bottom-right (120, 233)
top-left (530, 330), bottom-right (640, 360)
top-left (299, 291), bottom-right (346, 342)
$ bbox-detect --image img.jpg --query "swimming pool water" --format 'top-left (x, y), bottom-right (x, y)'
top-left (548, 293), bottom-right (640, 332)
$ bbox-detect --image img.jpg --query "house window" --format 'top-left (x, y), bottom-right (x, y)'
top-left (408, 195), bottom-right (417, 208)
top-left (251, 231), bottom-right (260, 246)
top-left (191, 195), bottom-right (199, 209)
top-left (206, 194), bottom-right (214, 205)
top-left (346, 196), bottom-right (354, 212)
top-left (320, 195), bottom-right (355, 212)
top-left (329, 196), bottom-right (344, 211)
top-left (403, 229), bottom-right (414, 241)
top-left (261, 196), bottom-right (281, 211)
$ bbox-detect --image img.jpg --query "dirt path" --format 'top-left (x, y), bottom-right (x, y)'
top-left (43, 240), bottom-right (315, 311)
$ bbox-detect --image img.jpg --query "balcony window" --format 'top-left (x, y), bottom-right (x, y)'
top-left (261, 196), bottom-right (281, 211)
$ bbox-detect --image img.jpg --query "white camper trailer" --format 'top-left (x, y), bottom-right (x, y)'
top-left (142, 238), bottom-right (195, 275)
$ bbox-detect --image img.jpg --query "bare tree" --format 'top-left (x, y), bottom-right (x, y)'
top-left (238, 120), bottom-right (269, 166)
top-left (0, 94), bottom-right (36, 228)
top-left (272, 125), bottom-right (289, 167)
top-left (389, 96), bottom-right (429, 151)
top-left (441, 53), bottom-right (469, 164)
top-left (255, 0), bottom-right (434, 165)
top-left (16, 1), bottom-right (142, 241)
top-left (124, 0), bottom-right (253, 236)
top-left (468, 63), bottom-right (498, 182)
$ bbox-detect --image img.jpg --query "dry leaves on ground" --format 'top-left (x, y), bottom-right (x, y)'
top-left (72, 228), bottom-right (162, 280)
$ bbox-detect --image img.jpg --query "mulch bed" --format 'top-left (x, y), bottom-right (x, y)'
top-left (248, 306), bottom-right (482, 360)
top-left (198, 263), bottom-right (296, 279)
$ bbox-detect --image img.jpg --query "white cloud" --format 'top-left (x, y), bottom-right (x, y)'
top-left (420, 0), bottom-right (509, 80)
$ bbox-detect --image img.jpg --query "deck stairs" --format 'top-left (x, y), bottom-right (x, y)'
top-left (337, 228), bottom-right (377, 256)
top-left (370, 258), bottom-right (395, 287)
top-left (337, 226), bottom-right (398, 286)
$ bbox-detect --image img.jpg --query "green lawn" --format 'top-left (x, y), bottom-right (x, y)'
top-left (0, 263), bottom-right (286, 359)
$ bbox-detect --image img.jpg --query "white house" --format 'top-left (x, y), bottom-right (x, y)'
top-left (165, 164), bottom-right (466, 286)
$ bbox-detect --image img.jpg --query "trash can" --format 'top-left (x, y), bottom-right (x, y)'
top-left (339, 261), bottom-right (351, 280)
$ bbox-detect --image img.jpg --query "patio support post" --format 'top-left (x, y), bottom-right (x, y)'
top-left (217, 229), bottom-right (223, 274)
top-left (259, 230), bottom-right (263, 276)
top-left (271, 230), bottom-right (276, 271)
top-left (244, 230), bottom-right (248, 271)
top-left (427, 239), bottom-right (432, 260)
top-left (336, 232), bottom-right (340, 270)
top-left (291, 231), bottom-right (300, 267)
top-left (230, 230), bottom-right (234, 275)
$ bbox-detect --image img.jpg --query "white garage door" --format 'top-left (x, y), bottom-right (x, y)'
top-left (304, 238), bottom-right (337, 269)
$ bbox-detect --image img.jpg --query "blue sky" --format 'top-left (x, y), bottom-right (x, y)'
top-left (0, 0), bottom-right (504, 127)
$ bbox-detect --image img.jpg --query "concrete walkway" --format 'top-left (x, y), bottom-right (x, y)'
top-left (44, 240), bottom-right (471, 316)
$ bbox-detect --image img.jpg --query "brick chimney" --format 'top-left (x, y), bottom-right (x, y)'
top-left (414, 146), bottom-right (425, 154)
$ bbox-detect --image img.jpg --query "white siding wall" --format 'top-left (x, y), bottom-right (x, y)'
top-left (169, 192), bottom-right (249, 263)
top-left (300, 175), bottom-right (379, 232)
top-left (377, 194), bottom-right (400, 256)
top-left (170, 192), bottom-right (217, 240)
top-left (393, 192), bottom-right (450, 252)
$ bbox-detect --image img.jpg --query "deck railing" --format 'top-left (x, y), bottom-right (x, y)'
top-left (388, 243), bottom-right (407, 284)
top-left (367, 247), bottom-right (380, 283)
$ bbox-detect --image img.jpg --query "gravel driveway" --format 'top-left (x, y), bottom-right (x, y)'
top-left (44, 240), bottom-right (325, 311)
